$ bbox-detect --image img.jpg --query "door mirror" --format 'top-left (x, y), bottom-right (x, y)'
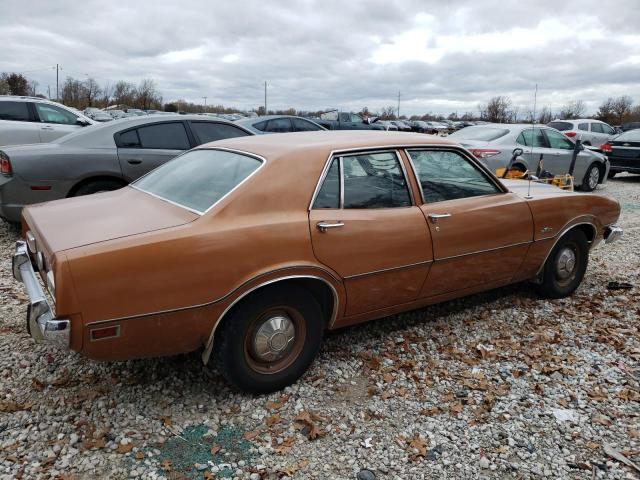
top-left (76, 118), bottom-right (91, 126)
top-left (575, 139), bottom-right (584, 151)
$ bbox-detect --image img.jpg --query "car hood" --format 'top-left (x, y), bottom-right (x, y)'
top-left (501, 179), bottom-right (573, 198)
top-left (23, 186), bottom-right (198, 253)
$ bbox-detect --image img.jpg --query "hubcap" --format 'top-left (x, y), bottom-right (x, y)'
top-left (588, 168), bottom-right (599, 189)
top-left (556, 247), bottom-right (577, 280)
top-left (252, 314), bottom-right (296, 362)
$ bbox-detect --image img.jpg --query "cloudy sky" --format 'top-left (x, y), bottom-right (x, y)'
top-left (2, 0), bottom-right (639, 116)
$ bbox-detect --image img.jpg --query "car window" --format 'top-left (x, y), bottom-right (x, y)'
top-left (600, 123), bottom-right (614, 135)
top-left (407, 149), bottom-right (501, 203)
top-left (190, 122), bottom-right (249, 144)
top-left (544, 129), bottom-right (574, 150)
top-left (450, 127), bottom-right (509, 141)
top-left (119, 129), bottom-right (141, 147)
top-left (35, 103), bottom-right (78, 125)
top-left (253, 120), bottom-right (268, 131)
top-left (339, 112), bottom-right (350, 123)
top-left (591, 123), bottom-right (604, 133)
top-left (516, 128), bottom-right (547, 147)
top-left (292, 118), bottom-right (322, 131)
top-left (350, 113), bottom-right (362, 123)
top-left (547, 121), bottom-right (573, 131)
top-left (134, 149), bottom-right (262, 213)
top-left (342, 152), bottom-right (411, 209)
top-left (578, 123), bottom-right (588, 131)
top-left (137, 122), bottom-right (190, 149)
top-left (0, 101), bottom-right (31, 121)
top-left (264, 118), bottom-right (292, 133)
top-left (313, 158), bottom-right (340, 209)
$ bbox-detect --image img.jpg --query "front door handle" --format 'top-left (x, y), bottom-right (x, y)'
top-left (127, 159), bottom-right (143, 165)
top-left (316, 221), bottom-right (344, 232)
top-left (41, 126), bottom-right (54, 130)
top-left (427, 213), bottom-right (451, 223)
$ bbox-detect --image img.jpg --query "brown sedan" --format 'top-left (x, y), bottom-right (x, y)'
top-left (12, 131), bottom-right (622, 393)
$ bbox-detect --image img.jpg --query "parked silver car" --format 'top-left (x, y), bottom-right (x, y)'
top-left (0, 96), bottom-right (95, 146)
top-left (235, 115), bottom-right (325, 134)
top-left (547, 119), bottom-right (616, 149)
top-left (449, 123), bottom-right (609, 191)
top-left (0, 115), bottom-right (252, 222)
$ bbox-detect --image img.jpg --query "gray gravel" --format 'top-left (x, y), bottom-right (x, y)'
top-left (1, 176), bottom-right (639, 480)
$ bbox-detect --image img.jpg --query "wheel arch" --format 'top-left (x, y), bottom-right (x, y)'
top-left (536, 221), bottom-right (597, 277)
top-left (201, 275), bottom-right (340, 365)
top-left (67, 175), bottom-right (127, 197)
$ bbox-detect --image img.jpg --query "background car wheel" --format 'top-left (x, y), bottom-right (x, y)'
top-left (607, 171), bottom-right (617, 179)
top-left (73, 179), bottom-right (124, 196)
top-left (580, 163), bottom-right (601, 192)
top-left (536, 229), bottom-right (589, 299)
top-left (213, 285), bottom-right (324, 394)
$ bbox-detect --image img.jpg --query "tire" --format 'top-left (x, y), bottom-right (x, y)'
top-left (608, 171), bottom-right (617, 179)
top-left (580, 163), bottom-right (601, 192)
top-left (536, 229), bottom-right (589, 299)
top-left (72, 179), bottom-right (124, 196)
top-left (213, 285), bottom-right (324, 394)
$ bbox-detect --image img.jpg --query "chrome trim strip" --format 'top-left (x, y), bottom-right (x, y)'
top-left (343, 260), bottom-right (433, 279)
top-left (339, 156), bottom-right (344, 209)
top-left (85, 266), bottom-right (341, 327)
top-left (132, 147), bottom-right (267, 216)
top-left (534, 221), bottom-right (597, 276)
top-left (436, 241), bottom-right (532, 262)
top-left (201, 274), bottom-right (340, 364)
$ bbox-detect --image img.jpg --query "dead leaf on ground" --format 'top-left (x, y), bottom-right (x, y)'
top-left (266, 413), bottom-right (281, 427)
top-left (265, 394), bottom-right (290, 411)
top-left (0, 400), bottom-right (33, 413)
top-left (160, 459), bottom-right (172, 471)
top-left (278, 459), bottom-right (310, 476)
top-left (210, 444), bottom-right (221, 455)
top-left (273, 436), bottom-right (295, 454)
top-left (295, 410), bottom-right (326, 440)
top-left (161, 416), bottom-right (172, 427)
top-left (203, 471), bottom-right (215, 480)
top-left (243, 430), bottom-right (261, 441)
top-left (134, 451), bottom-right (144, 460)
top-left (116, 443), bottom-right (134, 454)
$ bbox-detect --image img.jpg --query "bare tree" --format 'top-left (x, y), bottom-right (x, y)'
top-left (101, 82), bottom-right (114, 106)
top-left (135, 79), bottom-right (162, 110)
top-left (113, 80), bottom-right (136, 106)
top-left (61, 77), bottom-right (88, 108)
top-left (479, 96), bottom-right (514, 123)
top-left (0, 76), bottom-right (9, 95)
top-left (2, 73), bottom-right (29, 96)
top-left (380, 106), bottom-right (397, 120)
top-left (612, 95), bottom-right (633, 125)
top-left (559, 100), bottom-right (586, 119)
top-left (537, 105), bottom-right (554, 124)
top-left (84, 78), bottom-right (101, 107)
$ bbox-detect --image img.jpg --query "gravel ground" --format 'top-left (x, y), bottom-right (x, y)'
top-left (1, 176), bottom-right (639, 480)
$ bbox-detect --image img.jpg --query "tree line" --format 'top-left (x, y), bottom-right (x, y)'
top-left (2, 71), bottom-right (639, 124)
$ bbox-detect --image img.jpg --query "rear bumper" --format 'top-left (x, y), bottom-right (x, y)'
top-left (12, 241), bottom-right (69, 347)
top-left (604, 225), bottom-right (623, 244)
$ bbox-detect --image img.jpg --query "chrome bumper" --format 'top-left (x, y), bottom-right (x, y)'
top-left (12, 241), bottom-right (69, 347)
top-left (604, 225), bottom-right (623, 244)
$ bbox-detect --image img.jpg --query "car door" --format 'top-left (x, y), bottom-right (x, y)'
top-left (309, 150), bottom-right (433, 317)
top-left (33, 103), bottom-right (84, 141)
top-left (406, 148), bottom-right (533, 297)
top-left (599, 122), bottom-right (616, 144)
top-left (515, 127), bottom-right (552, 173)
top-left (116, 121), bottom-right (191, 181)
top-left (338, 112), bottom-right (354, 129)
top-left (0, 101), bottom-right (41, 145)
top-left (542, 128), bottom-right (590, 176)
top-left (590, 123), bottom-right (607, 146)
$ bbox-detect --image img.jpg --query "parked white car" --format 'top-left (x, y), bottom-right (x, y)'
top-left (547, 119), bottom-right (616, 149)
top-left (0, 96), bottom-right (95, 146)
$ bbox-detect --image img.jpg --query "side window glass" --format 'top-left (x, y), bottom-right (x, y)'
top-left (408, 150), bottom-right (500, 203)
top-left (601, 124), bottom-right (614, 135)
top-left (339, 113), bottom-right (350, 123)
top-left (292, 118), bottom-right (321, 131)
top-left (191, 122), bottom-right (249, 144)
top-left (343, 152), bottom-right (411, 208)
top-left (591, 123), bottom-right (604, 133)
top-left (137, 122), bottom-right (190, 150)
top-left (578, 123), bottom-right (589, 131)
top-left (0, 101), bottom-right (31, 121)
top-left (545, 129), bottom-right (574, 150)
top-left (264, 118), bottom-right (292, 133)
top-left (35, 103), bottom-right (78, 125)
top-left (119, 129), bottom-right (140, 148)
top-left (313, 158), bottom-right (340, 209)
top-left (517, 128), bottom-right (546, 147)
top-left (350, 113), bottom-right (361, 123)
top-left (253, 120), bottom-right (268, 131)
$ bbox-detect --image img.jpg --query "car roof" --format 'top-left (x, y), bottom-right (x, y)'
top-left (550, 118), bottom-right (605, 123)
top-left (199, 130), bottom-right (455, 161)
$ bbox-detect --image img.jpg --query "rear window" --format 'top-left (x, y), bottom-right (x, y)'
top-left (547, 121), bottom-right (573, 131)
top-left (0, 101), bottom-right (30, 121)
top-left (134, 149), bottom-right (262, 213)
top-left (449, 127), bottom-right (509, 142)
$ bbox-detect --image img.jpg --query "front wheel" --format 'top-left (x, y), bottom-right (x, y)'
top-left (73, 179), bottom-right (124, 196)
top-left (536, 229), bottom-right (589, 299)
top-left (581, 163), bottom-right (601, 192)
top-left (213, 285), bottom-right (324, 394)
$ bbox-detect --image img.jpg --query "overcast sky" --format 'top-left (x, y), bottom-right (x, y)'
top-left (2, 0), bottom-right (639, 116)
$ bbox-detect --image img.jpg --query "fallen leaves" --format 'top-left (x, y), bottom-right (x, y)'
top-left (397, 433), bottom-right (429, 462)
top-left (266, 412), bottom-right (281, 427)
top-left (273, 436), bottom-right (295, 454)
top-left (294, 411), bottom-right (325, 440)
top-left (278, 459), bottom-right (309, 476)
top-left (265, 394), bottom-right (290, 411)
top-left (134, 451), bottom-right (144, 460)
top-left (116, 443), bottom-right (134, 454)
top-left (160, 459), bottom-right (172, 471)
top-left (0, 400), bottom-right (32, 413)
top-left (210, 444), bottom-right (221, 455)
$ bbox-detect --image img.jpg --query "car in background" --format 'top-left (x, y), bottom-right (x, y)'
top-left (12, 131), bottom-right (622, 393)
top-left (126, 109), bottom-right (147, 116)
top-left (107, 109), bottom-right (127, 119)
top-left (312, 111), bottom-right (385, 130)
top-left (601, 129), bottom-right (640, 177)
top-left (547, 119), bottom-right (616, 149)
top-left (449, 123), bottom-right (609, 191)
top-left (235, 115), bottom-right (326, 134)
top-left (372, 120), bottom-right (398, 131)
top-left (390, 120), bottom-right (412, 132)
top-left (0, 115), bottom-right (253, 222)
top-left (425, 121), bottom-right (449, 135)
top-left (620, 122), bottom-right (640, 132)
top-left (0, 96), bottom-right (95, 146)
top-left (84, 108), bottom-right (113, 122)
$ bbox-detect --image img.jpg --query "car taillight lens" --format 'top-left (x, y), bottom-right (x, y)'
top-left (564, 131), bottom-right (577, 138)
top-left (0, 152), bottom-right (11, 176)
top-left (600, 143), bottom-right (612, 153)
top-left (471, 149), bottom-right (501, 159)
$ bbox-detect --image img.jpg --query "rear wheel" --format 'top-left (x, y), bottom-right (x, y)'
top-left (581, 163), bottom-right (600, 191)
top-left (72, 179), bottom-right (124, 196)
top-left (213, 285), bottom-right (324, 394)
top-left (536, 229), bottom-right (589, 299)
top-left (608, 171), bottom-right (617, 179)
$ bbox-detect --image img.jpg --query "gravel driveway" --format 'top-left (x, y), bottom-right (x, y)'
top-left (1, 177), bottom-right (638, 480)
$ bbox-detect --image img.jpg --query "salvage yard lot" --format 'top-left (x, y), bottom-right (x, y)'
top-left (0, 177), bottom-right (639, 479)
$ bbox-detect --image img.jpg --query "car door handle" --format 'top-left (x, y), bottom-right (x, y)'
top-left (316, 221), bottom-right (344, 232)
top-left (41, 126), bottom-right (54, 130)
top-left (127, 159), bottom-right (143, 165)
top-left (427, 213), bottom-right (451, 223)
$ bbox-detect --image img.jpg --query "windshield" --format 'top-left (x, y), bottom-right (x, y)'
top-left (134, 148), bottom-right (263, 214)
top-left (449, 127), bottom-right (509, 142)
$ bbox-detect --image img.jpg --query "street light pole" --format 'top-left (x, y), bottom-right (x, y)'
top-left (202, 96), bottom-right (207, 111)
top-left (264, 81), bottom-right (267, 115)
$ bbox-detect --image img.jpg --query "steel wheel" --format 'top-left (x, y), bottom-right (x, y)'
top-left (554, 244), bottom-right (578, 287)
top-left (536, 229), bottom-right (589, 299)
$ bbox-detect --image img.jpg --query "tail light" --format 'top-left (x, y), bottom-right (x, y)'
top-left (564, 131), bottom-right (577, 138)
top-left (600, 143), bottom-right (612, 153)
top-left (0, 152), bottom-right (11, 176)
top-left (471, 149), bottom-right (501, 159)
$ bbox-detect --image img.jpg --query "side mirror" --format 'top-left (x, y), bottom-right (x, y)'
top-left (76, 119), bottom-right (91, 126)
top-left (575, 139), bottom-right (584, 151)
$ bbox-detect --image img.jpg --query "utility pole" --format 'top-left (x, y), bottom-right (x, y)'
top-left (397, 91), bottom-right (401, 119)
top-left (202, 96), bottom-right (207, 111)
top-left (264, 81), bottom-right (267, 115)
top-left (56, 64), bottom-right (59, 101)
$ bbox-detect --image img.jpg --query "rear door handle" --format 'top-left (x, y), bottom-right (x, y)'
top-left (41, 126), bottom-right (54, 130)
top-left (316, 221), bottom-right (344, 232)
top-left (127, 159), bottom-right (142, 165)
top-left (427, 213), bottom-right (451, 223)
